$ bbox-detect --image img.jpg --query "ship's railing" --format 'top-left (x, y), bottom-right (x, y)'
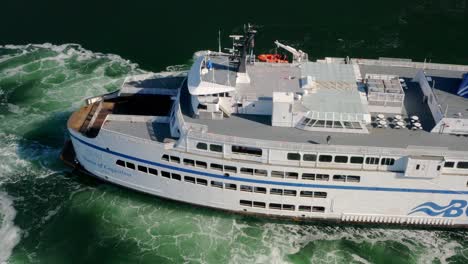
top-left (105, 114), bottom-right (169, 123)
top-left (353, 58), bottom-right (468, 72)
top-left (100, 127), bottom-right (167, 147)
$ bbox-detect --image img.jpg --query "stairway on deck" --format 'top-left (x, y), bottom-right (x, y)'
top-left (85, 102), bottom-right (115, 137)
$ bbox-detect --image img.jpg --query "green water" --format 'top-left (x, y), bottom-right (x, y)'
top-left (1, 1), bottom-right (468, 263)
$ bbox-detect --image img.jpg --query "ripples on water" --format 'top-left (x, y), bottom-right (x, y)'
top-left (0, 44), bottom-right (467, 264)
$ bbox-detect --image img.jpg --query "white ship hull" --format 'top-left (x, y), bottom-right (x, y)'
top-left (69, 129), bottom-right (468, 228)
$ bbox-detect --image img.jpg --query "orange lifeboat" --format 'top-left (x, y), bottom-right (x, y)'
top-left (257, 54), bottom-right (288, 63)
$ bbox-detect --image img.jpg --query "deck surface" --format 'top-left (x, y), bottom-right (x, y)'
top-left (181, 63), bottom-right (468, 151)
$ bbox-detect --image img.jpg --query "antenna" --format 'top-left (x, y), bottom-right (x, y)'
top-left (218, 29), bottom-right (221, 53)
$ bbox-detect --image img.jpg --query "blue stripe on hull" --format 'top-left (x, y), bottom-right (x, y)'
top-left (70, 134), bottom-right (468, 195)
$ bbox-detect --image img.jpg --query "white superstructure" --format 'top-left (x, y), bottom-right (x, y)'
top-left (64, 28), bottom-right (468, 228)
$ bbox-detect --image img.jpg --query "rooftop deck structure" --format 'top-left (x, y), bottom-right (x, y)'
top-left (74, 56), bottom-right (468, 153)
top-left (180, 58), bottom-right (468, 151)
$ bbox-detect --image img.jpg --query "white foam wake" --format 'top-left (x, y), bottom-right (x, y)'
top-left (0, 192), bottom-right (21, 264)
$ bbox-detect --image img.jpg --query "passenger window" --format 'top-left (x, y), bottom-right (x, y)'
top-left (184, 176), bottom-right (195, 183)
top-left (269, 203), bottom-right (281, 210)
top-left (196, 178), bottom-right (208, 185)
top-left (253, 201), bottom-right (266, 208)
top-left (299, 205), bottom-right (312, 212)
top-left (286, 172), bottom-right (298, 179)
top-left (224, 165), bottom-right (237, 173)
top-left (210, 163), bottom-right (223, 171)
top-left (138, 165), bottom-right (148, 173)
top-left (380, 158), bottom-right (395, 166)
top-left (170, 156), bottom-right (180, 163)
top-left (457, 162), bottom-right (468, 169)
top-left (287, 153), bottom-right (301, 161)
top-left (365, 157), bottom-right (379, 165)
top-left (225, 183), bottom-right (237, 190)
top-left (302, 173), bottom-right (315, 180)
top-left (240, 185), bottom-right (253, 192)
top-left (240, 168), bottom-right (254, 175)
top-left (271, 171), bottom-right (284, 178)
top-left (312, 206), bottom-right (325, 213)
top-left (161, 154), bottom-right (169, 161)
top-left (231, 145), bottom-right (262, 156)
top-left (254, 187), bottom-right (267, 193)
top-left (350, 156), bottom-right (364, 164)
top-left (211, 181), bottom-right (223, 188)
top-left (196, 161), bottom-right (207, 168)
top-left (444, 161), bottom-right (455, 168)
top-left (316, 174), bottom-right (329, 181)
top-left (333, 175), bottom-right (347, 182)
top-left (270, 188), bottom-right (283, 195)
top-left (240, 200), bottom-right (252, 207)
top-left (319, 155), bottom-right (332, 162)
top-left (183, 159), bottom-right (195, 166)
top-left (116, 160), bottom-right (125, 167)
top-left (196, 142), bottom-right (208, 150)
top-left (303, 154), bottom-right (317, 161)
top-left (171, 173), bottom-right (181, 181)
top-left (210, 144), bottom-right (223, 153)
top-left (283, 190), bottom-right (297, 196)
top-left (148, 168), bottom-right (158, 176)
top-left (334, 156), bottom-right (348, 163)
top-left (314, 192), bottom-right (327, 198)
top-left (161, 171), bottom-right (171, 178)
top-left (126, 162), bottom-right (135, 170)
top-left (254, 169), bottom-right (267, 176)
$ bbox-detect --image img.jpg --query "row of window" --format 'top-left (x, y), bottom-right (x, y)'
top-left (269, 188), bottom-right (327, 198)
top-left (195, 142), bottom-right (223, 153)
top-left (196, 143), bottom-right (263, 157)
top-left (193, 142), bottom-right (468, 172)
top-left (116, 159), bottom-right (159, 175)
top-left (286, 153), bottom-right (395, 166)
top-left (186, 178), bottom-right (329, 198)
top-left (444, 161), bottom-right (468, 169)
top-left (194, 140), bottom-right (396, 166)
top-left (240, 200), bottom-right (325, 213)
top-left (161, 155), bottom-right (362, 183)
top-left (116, 159), bottom-right (329, 198)
top-left (332, 175), bottom-right (361, 183)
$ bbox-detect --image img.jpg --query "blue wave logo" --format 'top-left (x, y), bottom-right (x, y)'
top-left (409, 200), bottom-right (468, 217)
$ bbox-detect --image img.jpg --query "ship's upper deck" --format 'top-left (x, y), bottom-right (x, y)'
top-left (71, 55), bottom-right (468, 155)
top-left (182, 56), bottom-right (468, 152)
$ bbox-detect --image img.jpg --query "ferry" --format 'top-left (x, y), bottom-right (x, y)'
top-left (62, 25), bottom-right (468, 228)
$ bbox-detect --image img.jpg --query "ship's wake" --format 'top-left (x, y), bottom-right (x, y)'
top-left (0, 192), bottom-right (20, 264)
top-left (0, 43), bottom-right (143, 263)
